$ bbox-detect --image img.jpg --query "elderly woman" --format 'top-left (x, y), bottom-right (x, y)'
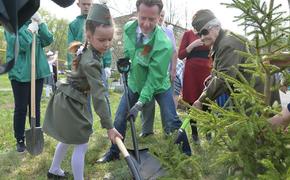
top-left (192, 9), bottom-right (280, 109)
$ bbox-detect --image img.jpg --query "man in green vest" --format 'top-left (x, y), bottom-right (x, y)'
top-left (97, 0), bottom-right (182, 163)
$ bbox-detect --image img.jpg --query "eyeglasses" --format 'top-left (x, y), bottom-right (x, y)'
top-left (198, 28), bottom-right (210, 37)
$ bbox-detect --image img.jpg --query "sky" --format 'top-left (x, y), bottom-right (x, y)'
top-left (40, 0), bottom-right (289, 35)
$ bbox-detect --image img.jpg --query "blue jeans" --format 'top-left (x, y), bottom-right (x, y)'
top-left (141, 85), bottom-right (177, 134)
top-left (140, 99), bottom-right (155, 134)
top-left (109, 87), bottom-right (182, 155)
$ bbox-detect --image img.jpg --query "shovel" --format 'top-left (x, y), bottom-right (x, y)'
top-left (115, 137), bottom-right (142, 180)
top-left (117, 57), bottom-right (166, 179)
top-left (123, 73), bottom-right (166, 180)
top-left (25, 32), bottom-right (44, 155)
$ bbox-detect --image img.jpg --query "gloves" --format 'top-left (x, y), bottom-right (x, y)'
top-left (104, 67), bottom-right (111, 78)
top-left (28, 21), bottom-right (39, 33)
top-left (128, 101), bottom-right (143, 120)
top-left (31, 12), bottom-right (42, 24)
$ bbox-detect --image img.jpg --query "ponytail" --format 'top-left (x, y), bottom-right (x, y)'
top-left (68, 41), bottom-right (88, 71)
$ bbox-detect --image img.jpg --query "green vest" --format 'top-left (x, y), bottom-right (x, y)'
top-left (4, 21), bottom-right (53, 82)
top-left (67, 15), bottom-right (86, 70)
top-left (123, 20), bottom-right (173, 104)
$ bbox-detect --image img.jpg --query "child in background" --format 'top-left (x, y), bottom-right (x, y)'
top-left (43, 4), bottom-right (122, 180)
top-left (174, 59), bottom-right (184, 109)
top-left (44, 51), bottom-right (56, 97)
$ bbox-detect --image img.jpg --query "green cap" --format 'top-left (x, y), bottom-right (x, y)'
top-left (191, 9), bottom-right (216, 32)
top-left (87, 3), bottom-right (112, 25)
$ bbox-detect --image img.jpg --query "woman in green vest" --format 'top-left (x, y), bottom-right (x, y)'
top-left (4, 12), bottom-right (53, 153)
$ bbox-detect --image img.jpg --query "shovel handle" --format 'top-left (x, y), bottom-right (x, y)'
top-left (31, 33), bottom-right (36, 121)
top-left (115, 137), bottom-right (129, 157)
top-left (115, 137), bottom-right (142, 180)
top-left (181, 117), bottom-right (191, 130)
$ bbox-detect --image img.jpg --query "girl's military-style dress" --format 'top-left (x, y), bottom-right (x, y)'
top-left (43, 46), bottom-right (113, 144)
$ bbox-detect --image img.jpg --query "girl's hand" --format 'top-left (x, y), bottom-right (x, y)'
top-left (107, 128), bottom-right (123, 144)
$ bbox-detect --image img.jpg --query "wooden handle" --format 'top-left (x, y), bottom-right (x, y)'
top-left (31, 33), bottom-right (36, 119)
top-left (115, 137), bottom-right (129, 157)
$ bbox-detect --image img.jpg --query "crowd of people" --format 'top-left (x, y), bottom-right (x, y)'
top-left (2, 0), bottom-right (289, 179)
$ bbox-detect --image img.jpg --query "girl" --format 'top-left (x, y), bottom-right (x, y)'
top-left (43, 4), bottom-right (122, 179)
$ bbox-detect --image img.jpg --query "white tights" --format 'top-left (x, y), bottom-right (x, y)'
top-left (49, 142), bottom-right (88, 180)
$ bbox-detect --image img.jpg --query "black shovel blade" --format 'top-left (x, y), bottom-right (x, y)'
top-left (128, 148), bottom-right (166, 180)
top-left (25, 126), bottom-right (44, 155)
top-left (0, 59), bottom-right (15, 75)
top-left (124, 156), bottom-right (143, 180)
top-left (174, 129), bottom-right (192, 156)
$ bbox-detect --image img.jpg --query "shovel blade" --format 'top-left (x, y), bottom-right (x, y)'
top-left (25, 127), bottom-right (44, 155)
top-left (128, 149), bottom-right (166, 180)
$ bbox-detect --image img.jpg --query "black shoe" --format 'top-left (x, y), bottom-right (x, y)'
top-left (139, 132), bottom-right (154, 138)
top-left (16, 140), bottom-right (26, 153)
top-left (47, 171), bottom-right (69, 179)
top-left (192, 134), bottom-right (200, 145)
top-left (96, 151), bottom-right (120, 163)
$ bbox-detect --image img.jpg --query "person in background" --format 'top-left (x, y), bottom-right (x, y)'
top-left (44, 51), bottom-right (57, 97)
top-left (97, 0), bottom-right (182, 163)
top-left (173, 59), bottom-right (185, 109)
top-left (178, 16), bottom-right (211, 143)
top-left (139, 9), bottom-right (178, 137)
top-left (67, 0), bottom-right (91, 70)
top-left (4, 12), bottom-right (53, 152)
top-left (43, 4), bottom-right (122, 179)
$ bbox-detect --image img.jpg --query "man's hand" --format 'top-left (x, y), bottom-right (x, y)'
top-left (104, 67), bottom-right (111, 78)
top-left (128, 101), bottom-right (143, 120)
top-left (193, 100), bottom-right (203, 110)
top-left (107, 128), bottom-right (123, 144)
top-left (28, 21), bottom-right (39, 33)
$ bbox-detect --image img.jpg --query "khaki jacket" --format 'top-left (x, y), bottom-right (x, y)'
top-left (200, 30), bottom-right (280, 105)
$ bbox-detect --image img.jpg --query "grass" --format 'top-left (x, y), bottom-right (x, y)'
top-left (0, 74), bottom-right (202, 179)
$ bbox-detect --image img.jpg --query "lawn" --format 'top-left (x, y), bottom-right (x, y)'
top-left (0, 74), bottom-right (201, 180)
